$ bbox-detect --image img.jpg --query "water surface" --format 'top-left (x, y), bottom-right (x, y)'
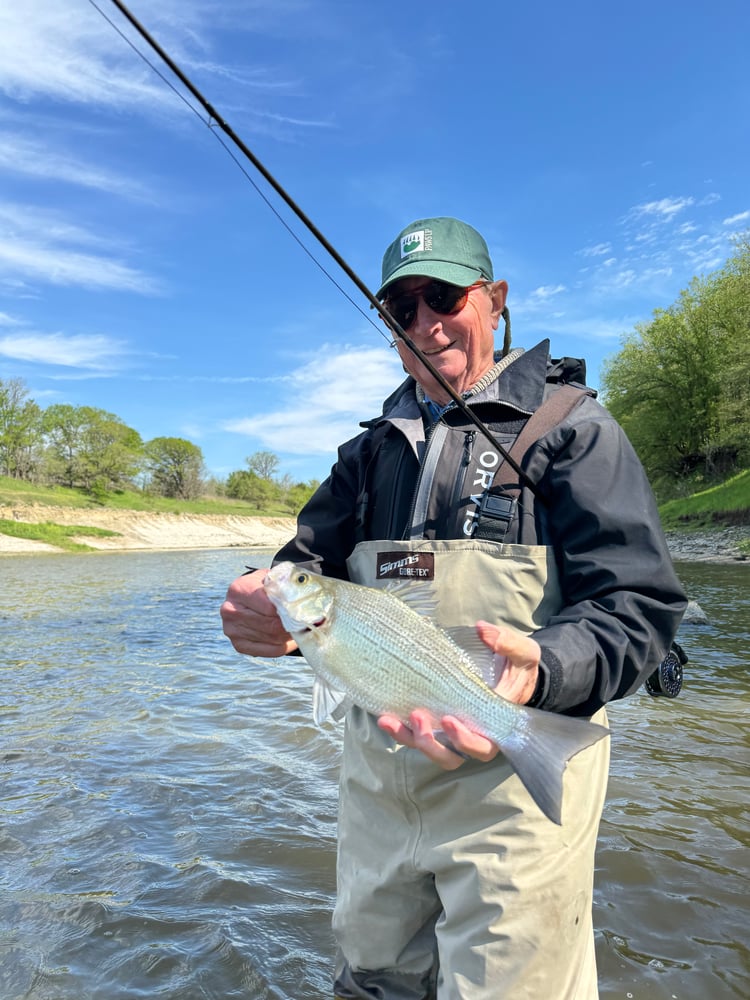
top-left (1, 551), bottom-right (747, 998)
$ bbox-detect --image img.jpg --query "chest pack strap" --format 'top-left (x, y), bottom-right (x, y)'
top-left (474, 384), bottom-right (588, 542)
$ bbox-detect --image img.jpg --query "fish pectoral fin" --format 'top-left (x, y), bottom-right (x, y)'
top-left (312, 677), bottom-right (352, 724)
top-left (383, 579), bottom-right (439, 619)
top-left (445, 626), bottom-right (500, 687)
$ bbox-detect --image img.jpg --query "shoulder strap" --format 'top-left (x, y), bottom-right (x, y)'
top-left (474, 385), bottom-right (588, 541)
top-left (504, 384), bottom-right (588, 487)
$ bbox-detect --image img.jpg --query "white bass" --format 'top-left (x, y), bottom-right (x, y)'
top-left (263, 561), bottom-right (609, 825)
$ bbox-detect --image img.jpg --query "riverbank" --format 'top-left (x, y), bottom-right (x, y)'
top-left (0, 504), bottom-right (297, 555)
top-left (0, 503), bottom-right (748, 562)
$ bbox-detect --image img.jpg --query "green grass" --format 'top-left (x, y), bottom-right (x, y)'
top-left (0, 476), bottom-right (292, 518)
top-left (658, 469), bottom-right (750, 532)
top-left (2, 472), bottom-right (748, 554)
top-left (0, 518), bottom-right (121, 552)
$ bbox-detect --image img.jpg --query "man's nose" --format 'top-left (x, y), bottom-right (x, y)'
top-left (411, 297), bottom-right (441, 337)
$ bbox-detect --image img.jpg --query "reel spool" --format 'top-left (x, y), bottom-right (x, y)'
top-left (645, 641), bottom-right (687, 698)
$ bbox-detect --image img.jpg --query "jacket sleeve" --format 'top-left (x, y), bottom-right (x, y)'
top-left (529, 399), bottom-right (687, 717)
top-left (272, 431), bottom-right (367, 579)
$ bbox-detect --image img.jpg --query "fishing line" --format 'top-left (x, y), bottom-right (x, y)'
top-left (86, 0), bottom-right (384, 342)
top-left (94, 0), bottom-right (541, 494)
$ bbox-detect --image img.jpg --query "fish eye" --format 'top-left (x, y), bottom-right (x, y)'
top-left (295, 573), bottom-right (308, 584)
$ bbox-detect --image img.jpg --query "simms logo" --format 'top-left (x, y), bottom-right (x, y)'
top-left (400, 229), bottom-right (432, 258)
top-left (376, 551), bottom-right (435, 579)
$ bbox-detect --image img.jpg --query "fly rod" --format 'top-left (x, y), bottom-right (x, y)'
top-left (103, 0), bottom-right (543, 496)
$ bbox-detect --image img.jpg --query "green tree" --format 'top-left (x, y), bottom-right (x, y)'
top-left (286, 478), bottom-right (319, 514)
top-left (144, 437), bottom-right (205, 499)
top-left (246, 450), bottom-right (279, 481)
top-left (602, 235), bottom-right (750, 496)
top-left (42, 404), bottom-right (142, 492)
top-left (0, 378), bottom-right (42, 479)
top-left (226, 468), bottom-right (275, 508)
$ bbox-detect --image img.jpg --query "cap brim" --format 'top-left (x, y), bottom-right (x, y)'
top-left (376, 260), bottom-right (486, 298)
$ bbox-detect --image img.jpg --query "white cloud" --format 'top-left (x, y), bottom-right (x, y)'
top-left (0, 131), bottom-right (152, 200)
top-left (0, 201), bottom-right (158, 293)
top-left (579, 243), bottom-right (612, 257)
top-left (223, 345), bottom-right (403, 455)
top-left (628, 196), bottom-right (694, 220)
top-left (723, 210), bottom-right (750, 226)
top-left (0, 332), bottom-right (129, 370)
top-left (0, 2), bottom-right (169, 111)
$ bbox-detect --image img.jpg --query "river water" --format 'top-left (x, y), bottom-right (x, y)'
top-left (1, 549), bottom-right (747, 999)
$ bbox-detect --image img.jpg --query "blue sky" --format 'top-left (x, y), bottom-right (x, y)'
top-left (0, 0), bottom-right (748, 483)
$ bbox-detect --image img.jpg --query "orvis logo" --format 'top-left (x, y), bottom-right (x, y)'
top-left (400, 228), bottom-right (432, 258)
top-left (376, 551), bottom-right (435, 580)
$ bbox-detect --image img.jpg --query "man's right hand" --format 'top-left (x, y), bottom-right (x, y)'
top-left (220, 567), bottom-right (298, 658)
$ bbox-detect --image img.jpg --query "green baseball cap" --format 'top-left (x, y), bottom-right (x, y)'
top-left (376, 217), bottom-right (494, 298)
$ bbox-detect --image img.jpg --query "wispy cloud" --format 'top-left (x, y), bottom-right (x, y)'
top-left (0, 2), bottom-right (170, 112)
top-left (723, 210), bottom-right (750, 226)
top-left (0, 131), bottom-right (153, 201)
top-left (223, 345), bottom-right (403, 455)
top-left (0, 331), bottom-right (129, 370)
top-left (627, 196), bottom-right (695, 221)
top-left (0, 201), bottom-right (159, 293)
top-left (579, 242), bottom-right (612, 258)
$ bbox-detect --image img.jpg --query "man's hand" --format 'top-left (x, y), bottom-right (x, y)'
top-left (378, 620), bottom-right (542, 769)
top-left (476, 620), bottom-right (541, 706)
top-left (220, 567), bottom-right (298, 658)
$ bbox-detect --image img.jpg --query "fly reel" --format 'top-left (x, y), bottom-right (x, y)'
top-left (645, 641), bottom-right (687, 698)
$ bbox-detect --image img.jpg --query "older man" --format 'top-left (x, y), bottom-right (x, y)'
top-left (221, 217), bottom-right (686, 999)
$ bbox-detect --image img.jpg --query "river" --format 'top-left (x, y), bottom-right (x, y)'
top-left (1, 549), bottom-right (747, 999)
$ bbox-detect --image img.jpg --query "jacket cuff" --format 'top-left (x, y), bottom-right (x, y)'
top-left (531, 646), bottom-right (564, 710)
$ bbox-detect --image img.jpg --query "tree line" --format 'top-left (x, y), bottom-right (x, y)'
top-left (3, 237), bottom-right (746, 509)
top-left (601, 235), bottom-right (749, 500)
top-left (0, 384), bottom-right (319, 513)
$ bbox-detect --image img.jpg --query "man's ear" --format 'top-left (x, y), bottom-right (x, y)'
top-left (488, 280), bottom-right (509, 327)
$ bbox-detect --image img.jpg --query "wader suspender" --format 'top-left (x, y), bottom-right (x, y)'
top-left (473, 384), bottom-right (589, 542)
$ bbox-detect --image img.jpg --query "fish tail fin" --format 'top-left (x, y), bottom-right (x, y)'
top-left (498, 710), bottom-right (610, 825)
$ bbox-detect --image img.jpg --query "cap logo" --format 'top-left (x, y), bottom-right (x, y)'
top-left (400, 228), bottom-right (432, 258)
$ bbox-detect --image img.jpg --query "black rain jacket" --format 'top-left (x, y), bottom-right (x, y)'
top-left (275, 340), bottom-right (687, 717)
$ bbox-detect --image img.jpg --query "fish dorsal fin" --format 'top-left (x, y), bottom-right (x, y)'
top-left (382, 579), bottom-right (438, 619)
top-left (312, 677), bottom-right (352, 725)
top-left (445, 626), bottom-right (501, 688)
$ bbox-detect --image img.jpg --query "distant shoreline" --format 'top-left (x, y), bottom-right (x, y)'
top-left (1, 503), bottom-right (748, 563)
top-left (0, 504), bottom-right (296, 556)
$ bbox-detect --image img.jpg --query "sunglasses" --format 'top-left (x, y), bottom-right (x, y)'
top-left (380, 280), bottom-right (488, 332)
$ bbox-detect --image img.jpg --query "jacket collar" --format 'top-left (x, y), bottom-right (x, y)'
top-left (375, 338), bottom-right (552, 425)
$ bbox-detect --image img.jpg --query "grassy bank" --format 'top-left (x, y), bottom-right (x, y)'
top-left (2, 471), bottom-right (749, 554)
top-left (0, 477), bottom-right (289, 518)
top-left (0, 518), bottom-right (120, 552)
top-left (658, 469), bottom-right (750, 531)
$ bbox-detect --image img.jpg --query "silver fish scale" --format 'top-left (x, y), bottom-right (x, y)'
top-left (299, 578), bottom-right (521, 743)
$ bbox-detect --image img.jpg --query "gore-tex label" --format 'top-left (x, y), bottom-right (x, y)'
top-left (376, 551), bottom-right (435, 580)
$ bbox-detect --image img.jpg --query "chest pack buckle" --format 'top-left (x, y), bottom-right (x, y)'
top-left (475, 490), bottom-right (517, 541)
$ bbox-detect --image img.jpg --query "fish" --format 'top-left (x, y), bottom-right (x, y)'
top-left (263, 561), bottom-right (610, 825)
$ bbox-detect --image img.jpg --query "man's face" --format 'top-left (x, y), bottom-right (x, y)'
top-left (386, 276), bottom-right (508, 404)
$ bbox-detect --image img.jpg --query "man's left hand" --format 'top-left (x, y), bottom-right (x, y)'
top-left (377, 620), bottom-right (542, 769)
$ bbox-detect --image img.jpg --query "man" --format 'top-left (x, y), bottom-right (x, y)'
top-left (221, 217), bottom-right (686, 999)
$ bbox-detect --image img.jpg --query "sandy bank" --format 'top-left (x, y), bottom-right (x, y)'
top-left (1, 503), bottom-right (748, 563)
top-left (0, 503), bottom-right (296, 555)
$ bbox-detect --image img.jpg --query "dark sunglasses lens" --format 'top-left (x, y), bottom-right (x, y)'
top-left (388, 295), bottom-right (417, 329)
top-left (384, 281), bottom-right (470, 330)
top-left (424, 282), bottom-right (467, 314)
